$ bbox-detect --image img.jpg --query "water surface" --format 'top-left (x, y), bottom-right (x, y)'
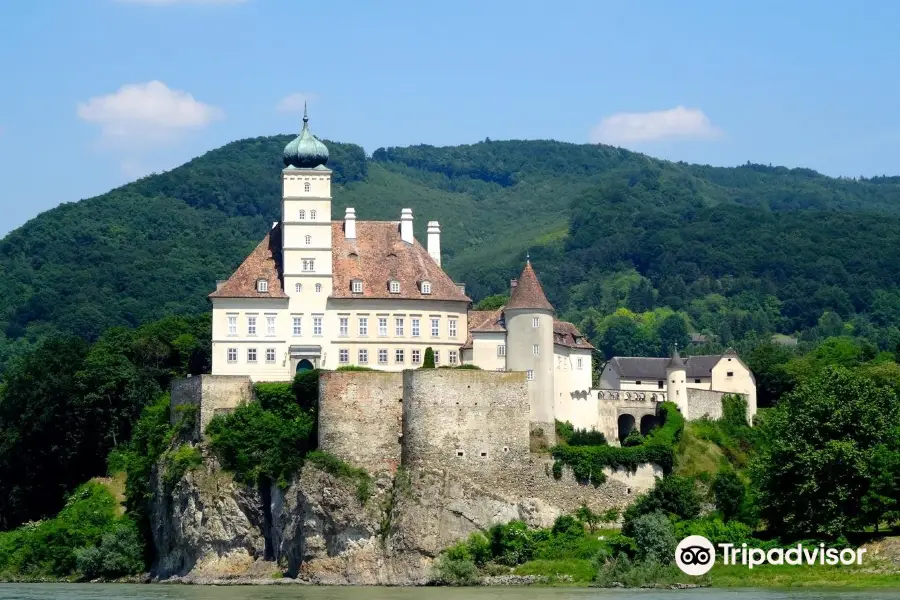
top-left (1, 585), bottom-right (898, 600)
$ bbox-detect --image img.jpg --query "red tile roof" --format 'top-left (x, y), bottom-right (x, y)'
top-left (330, 221), bottom-right (470, 302)
top-left (505, 261), bottom-right (554, 311)
top-left (208, 225), bottom-right (288, 299)
top-left (462, 308), bottom-right (506, 349)
top-left (553, 320), bottom-right (595, 350)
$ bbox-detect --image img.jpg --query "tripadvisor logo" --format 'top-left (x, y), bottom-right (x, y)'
top-left (675, 535), bottom-right (867, 576)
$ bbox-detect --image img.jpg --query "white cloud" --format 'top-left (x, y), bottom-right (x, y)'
top-left (77, 81), bottom-right (223, 146)
top-left (114, 0), bottom-right (247, 5)
top-left (589, 106), bottom-right (723, 145)
top-left (276, 92), bottom-right (318, 113)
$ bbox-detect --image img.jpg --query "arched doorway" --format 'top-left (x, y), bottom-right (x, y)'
top-left (617, 414), bottom-right (636, 444)
top-left (640, 414), bottom-right (660, 436)
top-left (296, 359), bottom-right (314, 373)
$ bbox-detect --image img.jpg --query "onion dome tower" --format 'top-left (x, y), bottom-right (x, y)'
top-left (283, 102), bottom-right (329, 169)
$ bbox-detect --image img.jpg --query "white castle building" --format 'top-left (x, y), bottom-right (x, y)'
top-left (208, 110), bottom-right (594, 433)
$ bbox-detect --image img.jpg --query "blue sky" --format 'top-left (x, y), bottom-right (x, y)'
top-left (1, 0), bottom-right (899, 236)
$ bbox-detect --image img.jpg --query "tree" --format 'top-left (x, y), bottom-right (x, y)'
top-left (631, 512), bottom-right (677, 564)
top-left (712, 469), bottom-right (745, 522)
top-left (752, 367), bottom-right (900, 536)
top-left (473, 294), bottom-right (508, 311)
top-left (657, 314), bottom-right (690, 357)
top-left (601, 316), bottom-right (654, 360)
top-left (422, 347), bottom-right (436, 369)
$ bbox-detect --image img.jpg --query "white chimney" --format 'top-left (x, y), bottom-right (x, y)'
top-left (427, 221), bottom-right (441, 266)
top-left (344, 207), bottom-right (356, 239)
top-left (400, 208), bottom-right (414, 244)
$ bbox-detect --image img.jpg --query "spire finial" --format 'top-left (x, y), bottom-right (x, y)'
top-left (303, 100), bottom-right (309, 124)
top-left (526, 251), bottom-right (531, 264)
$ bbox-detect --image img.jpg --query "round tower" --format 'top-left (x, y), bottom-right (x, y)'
top-left (666, 346), bottom-right (688, 415)
top-left (504, 257), bottom-right (556, 443)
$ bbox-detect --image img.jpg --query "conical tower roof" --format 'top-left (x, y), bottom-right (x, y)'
top-left (666, 346), bottom-right (686, 369)
top-left (506, 258), bottom-right (554, 311)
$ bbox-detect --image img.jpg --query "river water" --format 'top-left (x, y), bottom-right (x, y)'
top-left (0, 586), bottom-right (898, 600)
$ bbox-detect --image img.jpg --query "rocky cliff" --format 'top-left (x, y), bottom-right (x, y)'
top-left (150, 444), bottom-right (652, 585)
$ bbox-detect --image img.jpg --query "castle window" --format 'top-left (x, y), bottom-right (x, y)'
top-left (265, 348), bottom-right (276, 363)
top-left (247, 315), bottom-right (257, 336)
top-left (412, 349), bottom-right (421, 364)
top-left (310, 209), bottom-right (317, 220)
top-left (378, 349), bottom-right (388, 365)
top-left (315, 283), bottom-right (322, 293)
top-left (247, 348), bottom-right (257, 363)
top-left (431, 318), bottom-right (440, 337)
top-left (359, 317), bottom-right (368, 336)
top-left (227, 314), bottom-right (237, 336)
top-left (395, 349), bottom-right (405, 364)
top-left (302, 259), bottom-right (315, 272)
top-left (358, 348), bottom-right (369, 364)
top-left (532, 344), bottom-right (540, 356)
top-left (480, 452), bottom-right (487, 458)
top-left (292, 317), bottom-right (302, 336)
top-left (304, 181), bottom-right (310, 192)
top-left (256, 279), bottom-right (268, 293)
top-left (378, 317), bottom-right (388, 337)
top-left (503, 446), bottom-right (509, 453)
top-left (339, 349), bottom-right (349, 364)
top-left (497, 345), bottom-right (506, 357)
top-left (295, 283), bottom-right (302, 293)
top-left (456, 451), bottom-right (464, 457)
top-left (434, 350), bottom-right (440, 365)
top-left (351, 280), bottom-right (363, 294)
top-left (449, 350), bottom-right (459, 365)
top-left (635, 380), bottom-right (641, 385)
top-left (727, 371), bottom-right (734, 377)
top-left (695, 378), bottom-right (701, 384)
top-left (266, 315), bottom-right (276, 336)
top-left (389, 280), bottom-right (400, 294)
top-left (299, 210), bottom-right (306, 220)
top-left (532, 317), bottom-right (539, 328)
top-left (339, 317), bottom-right (349, 337)
top-left (412, 318), bottom-right (421, 337)
top-left (576, 357), bottom-right (583, 370)
top-left (526, 369), bottom-right (534, 381)
top-left (395, 317), bottom-right (405, 337)
top-left (420, 281), bottom-right (432, 294)
top-left (313, 316), bottom-right (323, 336)
top-left (449, 318), bottom-right (457, 338)
top-left (658, 380), bottom-right (664, 389)
top-left (227, 348), bottom-right (237, 363)
top-left (305, 234), bottom-right (311, 246)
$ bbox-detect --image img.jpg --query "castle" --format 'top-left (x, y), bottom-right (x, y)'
top-left (198, 109), bottom-right (756, 453)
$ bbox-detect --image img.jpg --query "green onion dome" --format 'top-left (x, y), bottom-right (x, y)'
top-left (283, 104), bottom-right (329, 169)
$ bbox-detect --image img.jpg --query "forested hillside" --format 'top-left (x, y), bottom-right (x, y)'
top-left (3, 136), bottom-right (900, 370)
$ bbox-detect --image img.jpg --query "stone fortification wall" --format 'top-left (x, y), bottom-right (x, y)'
top-left (318, 371), bottom-right (403, 476)
top-left (171, 375), bottom-right (253, 436)
top-left (595, 388), bottom-right (665, 445)
top-left (401, 369), bottom-right (530, 472)
top-left (686, 389), bottom-right (746, 421)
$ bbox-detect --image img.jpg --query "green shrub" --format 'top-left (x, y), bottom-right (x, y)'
top-left (305, 450), bottom-right (373, 503)
top-left (489, 520), bottom-right (536, 565)
top-left (622, 429), bottom-right (644, 447)
top-left (75, 521), bottom-right (144, 580)
top-left (674, 516), bottom-right (756, 547)
top-left (430, 556), bottom-right (479, 586)
top-left (162, 444), bottom-right (202, 487)
top-left (253, 382), bottom-right (295, 413)
top-left (291, 369), bottom-right (322, 412)
top-left (622, 475), bottom-right (701, 536)
top-left (594, 554), bottom-right (699, 588)
top-left (712, 469), bottom-right (745, 522)
top-left (335, 365), bottom-right (375, 371)
top-left (551, 402), bottom-right (684, 485)
top-left (423, 347), bottom-right (436, 369)
top-left (630, 513), bottom-right (676, 564)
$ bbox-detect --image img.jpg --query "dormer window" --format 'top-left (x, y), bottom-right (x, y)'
top-left (304, 181), bottom-right (311, 192)
top-left (420, 281), bottom-right (432, 295)
top-left (389, 280), bottom-right (400, 294)
top-left (351, 279), bottom-right (363, 294)
top-left (256, 279), bottom-right (268, 293)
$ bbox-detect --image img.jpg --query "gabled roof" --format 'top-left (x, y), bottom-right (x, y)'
top-left (330, 221), bottom-right (470, 302)
top-left (553, 320), bottom-right (594, 350)
top-left (461, 308), bottom-right (505, 349)
top-left (209, 225), bottom-right (288, 299)
top-left (608, 354), bottom-right (726, 380)
top-left (506, 261), bottom-right (554, 311)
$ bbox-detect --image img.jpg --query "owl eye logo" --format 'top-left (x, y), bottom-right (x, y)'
top-left (675, 535), bottom-right (716, 575)
top-left (679, 545), bottom-right (712, 565)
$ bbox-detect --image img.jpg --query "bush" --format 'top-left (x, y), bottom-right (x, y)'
top-left (162, 444), bottom-right (202, 487)
top-left (423, 347), bottom-right (436, 369)
top-left (674, 517), bottom-right (756, 547)
top-left (551, 402), bottom-right (684, 485)
top-left (75, 521), bottom-right (144, 580)
top-left (570, 429), bottom-right (608, 446)
top-left (430, 556), bottom-right (479, 586)
top-left (622, 429), bottom-right (644, 447)
top-left (305, 450), bottom-right (373, 503)
top-left (489, 520), bottom-right (535, 566)
top-left (712, 469), bottom-right (745, 522)
top-left (630, 513), bottom-right (676, 564)
top-left (622, 476), bottom-right (701, 536)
